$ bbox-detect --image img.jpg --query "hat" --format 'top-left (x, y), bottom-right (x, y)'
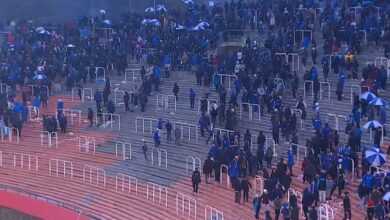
top-left (263, 189), bottom-right (268, 193)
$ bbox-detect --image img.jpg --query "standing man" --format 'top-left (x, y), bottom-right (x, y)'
top-left (174, 127), bottom-right (181, 146)
top-left (203, 156), bottom-right (213, 184)
top-left (173, 82), bottom-right (180, 101)
top-left (166, 120), bottom-right (173, 142)
top-left (191, 168), bottom-right (201, 194)
top-left (253, 194), bottom-right (261, 219)
top-left (142, 139), bottom-right (148, 160)
top-left (189, 88), bottom-right (196, 109)
top-left (343, 191), bottom-right (351, 220)
top-left (124, 91), bottom-right (130, 112)
top-left (87, 108), bottom-right (94, 127)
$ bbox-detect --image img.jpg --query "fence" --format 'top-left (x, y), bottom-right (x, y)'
top-left (212, 128), bottom-right (235, 140)
top-left (124, 68), bottom-right (141, 84)
top-left (290, 143), bottom-right (314, 162)
top-left (0, 151), bottom-right (2, 166)
top-left (375, 57), bottom-right (390, 77)
top-left (266, 138), bottom-right (277, 156)
top-left (239, 103), bottom-right (261, 123)
top-left (79, 136), bottom-right (96, 154)
top-left (28, 106), bottom-right (40, 121)
top-left (63, 109), bottom-right (82, 126)
top-left (7, 127), bottom-right (20, 143)
top-left (115, 173), bottom-right (138, 195)
top-left (176, 193), bottom-right (197, 219)
top-left (288, 30), bottom-right (312, 45)
top-left (174, 122), bottom-right (198, 142)
top-left (326, 114), bottom-right (338, 131)
top-left (215, 74), bottom-right (238, 90)
top-left (40, 131), bottom-right (58, 148)
top-left (320, 82), bottom-right (330, 101)
top-left (151, 148), bottom-right (167, 168)
top-left (96, 113), bottom-right (121, 130)
top-left (0, 83), bottom-right (9, 94)
top-left (135, 117), bottom-right (158, 133)
top-left (94, 67), bottom-right (106, 82)
top-left (49, 159), bottom-right (73, 178)
top-left (146, 182), bottom-right (168, 207)
top-left (303, 80), bottom-right (314, 100)
top-left (156, 94), bottom-right (177, 112)
top-left (186, 156), bottom-right (202, 173)
top-left (83, 165), bottom-right (106, 187)
top-left (204, 205), bottom-right (224, 220)
top-left (292, 109), bottom-right (304, 128)
top-left (319, 203), bottom-right (334, 220)
top-left (253, 175), bottom-right (264, 195)
top-left (220, 165), bottom-right (230, 186)
top-left (114, 89), bottom-right (125, 106)
top-left (115, 141), bottom-right (132, 160)
top-left (275, 53), bottom-right (300, 71)
top-left (13, 153), bottom-right (38, 172)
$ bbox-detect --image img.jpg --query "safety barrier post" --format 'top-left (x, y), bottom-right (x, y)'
top-left (275, 53), bottom-right (288, 63)
top-left (325, 114), bottom-right (339, 131)
top-left (146, 182), bottom-right (168, 207)
top-left (186, 156), bottom-right (201, 173)
top-left (116, 141), bottom-right (132, 160)
top-left (49, 159), bottom-right (73, 178)
top-left (100, 113), bottom-right (121, 130)
top-left (176, 193), bottom-right (197, 219)
top-left (71, 87), bottom-right (80, 101)
top-left (151, 148), bottom-right (168, 167)
top-left (292, 109), bottom-right (304, 128)
top-left (114, 89), bottom-right (125, 106)
top-left (156, 94), bottom-right (165, 110)
top-left (28, 106), bottom-right (40, 121)
top-left (63, 109), bottom-right (82, 126)
top-left (115, 173), bottom-right (138, 195)
top-left (320, 82), bottom-right (330, 101)
top-left (94, 67), bottom-right (106, 82)
top-left (204, 205), bottom-right (224, 220)
top-left (165, 95), bottom-right (177, 112)
top-left (288, 53), bottom-right (300, 71)
top-left (13, 153), bottom-right (38, 172)
top-left (220, 165), bottom-right (230, 186)
top-left (83, 165), bottom-right (106, 187)
top-left (8, 127), bottom-right (20, 143)
top-left (82, 88), bottom-right (93, 102)
top-left (174, 122), bottom-right (199, 142)
top-left (50, 132), bottom-right (58, 148)
top-left (0, 83), bottom-right (9, 94)
top-left (303, 80), bottom-right (314, 100)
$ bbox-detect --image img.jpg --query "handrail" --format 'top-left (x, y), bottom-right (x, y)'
top-left (176, 193), bottom-right (197, 219)
top-left (13, 153), bottom-right (38, 172)
top-left (174, 122), bottom-right (199, 142)
top-left (96, 113), bottom-right (121, 130)
top-left (215, 73), bottom-right (237, 90)
top-left (63, 109), bottom-right (82, 126)
top-left (303, 80), bottom-right (314, 100)
top-left (151, 148), bottom-right (167, 167)
top-left (78, 136), bottom-right (96, 154)
top-left (83, 165), bottom-right (106, 187)
top-left (320, 82), bottom-right (330, 101)
top-left (186, 155), bottom-right (201, 173)
top-left (115, 173), bottom-right (138, 195)
top-left (115, 141), bottom-right (132, 160)
top-left (124, 68), bottom-right (141, 84)
top-left (94, 67), bottom-right (106, 82)
top-left (220, 165), bottom-right (230, 186)
top-left (240, 102), bottom-right (261, 123)
top-left (49, 159), bottom-right (73, 179)
top-left (204, 205), bottom-right (224, 220)
top-left (146, 182), bottom-right (168, 207)
top-left (350, 85), bottom-right (361, 104)
top-left (0, 184), bottom-right (100, 219)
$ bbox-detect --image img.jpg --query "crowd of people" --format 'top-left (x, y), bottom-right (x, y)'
top-left (0, 0), bottom-right (390, 219)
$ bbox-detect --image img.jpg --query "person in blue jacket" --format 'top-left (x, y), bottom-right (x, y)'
top-left (57, 99), bottom-right (64, 117)
top-left (154, 128), bottom-right (161, 147)
top-left (362, 171), bottom-right (374, 193)
top-left (189, 88), bottom-right (196, 109)
top-left (228, 156), bottom-right (240, 188)
top-left (287, 149), bottom-right (294, 176)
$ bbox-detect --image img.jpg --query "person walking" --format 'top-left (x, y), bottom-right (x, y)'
top-left (87, 108), bottom-right (94, 127)
top-left (253, 194), bottom-right (261, 219)
top-left (191, 168), bottom-right (201, 194)
top-left (174, 127), bottom-right (181, 146)
top-left (241, 177), bottom-right (252, 203)
top-left (166, 120), bottom-right (173, 142)
top-left (173, 82), bottom-right (180, 101)
top-left (274, 196), bottom-right (282, 220)
top-left (189, 88), bottom-right (196, 109)
top-left (142, 139), bottom-right (148, 160)
top-left (124, 91), bottom-right (130, 112)
top-left (343, 191), bottom-right (351, 220)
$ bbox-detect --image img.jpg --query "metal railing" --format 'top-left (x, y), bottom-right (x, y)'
top-left (212, 128), bottom-right (235, 140)
top-left (146, 182), bottom-right (168, 207)
top-left (240, 103), bottom-right (261, 123)
top-left (319, 203), bottom-right (334, 220)
top-left (350, 85), bottom-right (361, 104)
top-left (124, 68), bottom-right (141, 84)
top-left (83, 165), bottom-right (106, 187)
top-left (7, 127), bottom-right (20, 143)
top-left (114, 88), bottom-right (125, 106)
top-left (135, 117), bottom-right (158, 133)
top-left (78, 136), bottom-right (96, 154)
top-left (292, 109), bottom-right (304, 128)
top-left (63, 109), bottom-right (82, 126)
top-left (49, 159), bottom-right (73, 178)
top-left (28, 105), bottom-right (40, 121)
top-left (0, 83), bottom-right (9, 94)
top-left (40, 131), bottom-right (58, 148)
top-left (94, 67), bottom-right (106, 82)
top-left (215, 74), bottom-right (238, 90)
top-left (287, 188), bottom-right (303, 216)
top-left (186, 156), bottom-right (202, 173)
top-left (156, 94), bottom-right (177, 112)
top-left (375, 57), bottom-right (390, 78)
top-left (290, 144), bottom-right (314, 162)
top-left (204, 205), bottom-right (224, 220)
top-left (197, 99), bottom-right (218, 115)
top-left (176, 193), bottom-right (197, 219)
top-left (220, 165), bottom-right (230, 186)
top-left (115, 141), bottom-right (132, 160)
top-left (96, 113), bottom-right (121, 130)
top-left (151, 148), bottom-right (167, 168)
top-left (326, 114), bottom-right (339, 131)
top-left (320, 82), bottom-right (330, 101)
top-left (115, 173), bottom-right (138, 195)
top-left (266, 138), bottom-right (277, 156)
top-left (13, 153), bottom-right (38, 172)
top-left (287, 30), bottom-right (312, 45)
top-left (174, 122), bottom-right (198, 142)
top-left (29, 84), bottom-right (49, 97)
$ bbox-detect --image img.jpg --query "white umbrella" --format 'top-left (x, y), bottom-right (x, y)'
top-left (156, 4), bottom-right (167, 12)
top-left (209, 1), bottom-right (215, 7)
top-left (150, 19), bottom-right (161, 26)
top-left (197, 21), bottom-right (210, 28)
top-left (360, 91), bottom-right (377, 101)
top-left (383, 191), bottom-right (390, 201)
top-left (365, 147), bottom-right (386, 167)
top-left (99, 9), bottom-right (106, 15)
top-left (183, 0), bottom-right (194, 5)
top-left (370, 98), bottom-right (388, 106)
top-left (175, 25), bottom-right (186, 30)
top-left (145, 7), bottom-right (155, 13)
top-left (39, 30), bottom-right (51, 35)
top-left (67, 44), bottom-right (76, 48)
top-left (192, 25), bottom-right (205, 31)
top-left (141, 19), bottom-right (151, 25)
top-left (33, 74), bottom-right (47, 80)
top-left (102, 19), bottom-right (112, 25)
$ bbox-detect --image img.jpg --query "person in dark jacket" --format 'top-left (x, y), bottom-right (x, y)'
top-left (203, 156), bottom-right (213, 184)
top-left (241, 177), bottom-right (252, 203)
top-left (253, 194), bottom-right (261, 219)
top-left (233, 178), bottom-right (241, 204)
top-left (124, 91), bottom-right (130, 112)
top-left (343, 191), bottom-right (351, 220)
top-left (191, 168), bottom-right (201, 193)
top-left (302, 188), bottom-right (314, 219)
top-left (166, 120), bottom-right (173, 141)
top-left (308, 204), bottom-right (318, 220)
top-left (173, 82), bottom-right (180, 101)
top-left (318, 173), bottom-right (327, 203)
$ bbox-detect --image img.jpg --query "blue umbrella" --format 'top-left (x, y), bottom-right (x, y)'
top-left (192, 25), bottom-right (205, 31)
top-left (365, 147), bottom-right (386, 167)
top-left (370, 98), bottom-right (388, 106)
top-left (175, 25), bottom-right (186, 30)
top-left (360, 91), bottom-right (377, 101)
top-left (145, 7), bottom-right (155, 13)
top-left (102, 19), bottom-right (112, 25)
top-left (197, 21), bottom-right (210, 28)
top-left (33, 74), bottom-right (48, 80)
top-left (141, 19), bottom-right (151, 25)
top-left (363, 120), bottom-right (382, 129)
top-left (150, 19), bottom-right (161, 26)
